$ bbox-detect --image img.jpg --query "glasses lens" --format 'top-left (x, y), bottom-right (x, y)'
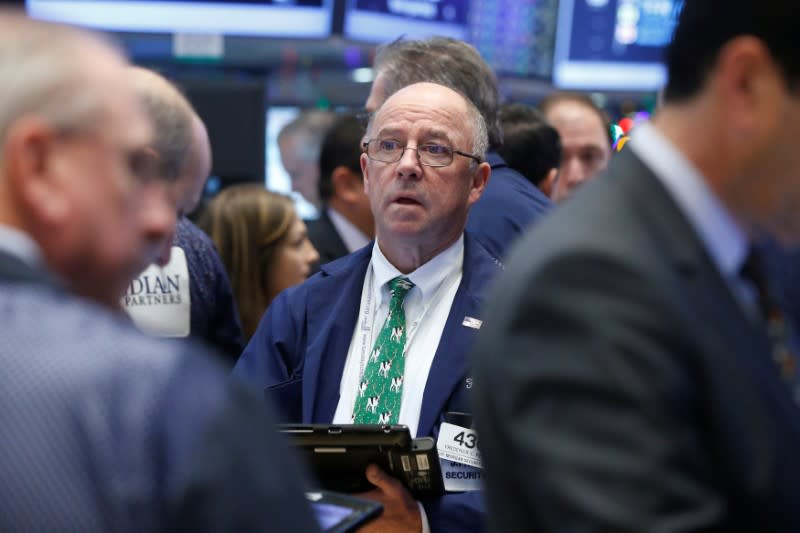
top-left (369, 139), bottom-right (403, 163)
top-left (418, 144), bottom-right (453, 167)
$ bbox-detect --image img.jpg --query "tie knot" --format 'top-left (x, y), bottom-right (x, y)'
top-left (388, 276), bottom-right (414, 301)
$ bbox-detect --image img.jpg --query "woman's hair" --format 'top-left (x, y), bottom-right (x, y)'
top-left (198, 184), bottom-right (296, 339)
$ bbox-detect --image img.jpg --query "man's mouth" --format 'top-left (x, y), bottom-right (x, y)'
top-left (392, 194), bottom-right (422, 205)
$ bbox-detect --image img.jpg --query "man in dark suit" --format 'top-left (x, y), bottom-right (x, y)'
top-left (0, 13), bottom-right (317, 531)
top-left (473, 1), bottom-right (800, 531)
top-left (366, 37), bottom-right (552, 260)
top-left (234, 82), bottom-right (501, 532)
top-left (307, 112), bottom-right (374, 268)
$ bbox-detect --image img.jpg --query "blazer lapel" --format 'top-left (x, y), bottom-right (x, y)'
top-left (620, 150), bottom-right (800, 433)
top-left (303, 248), bottom-right (372, 423)
top-left (418, 236), bottom-right (497, 437)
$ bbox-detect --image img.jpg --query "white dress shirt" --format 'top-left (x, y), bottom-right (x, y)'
top-left (0, 224), bottom-right (42, 267)
top-left (333, 235), bottom-right (464, 438)
top-left (327, 206), bottom-right (371, 253)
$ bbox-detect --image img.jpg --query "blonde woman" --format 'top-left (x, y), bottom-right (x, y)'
top-left (200, 185), bottom-right (319, 340)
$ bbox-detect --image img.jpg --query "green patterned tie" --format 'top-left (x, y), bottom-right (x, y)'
top-left (353, 276), bottom-right (415, 425)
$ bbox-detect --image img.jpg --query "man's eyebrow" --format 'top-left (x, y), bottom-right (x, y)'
top-left (375, 127), bottom-right (404, 138)
top-left (421, 129), bottom-right (451, 143)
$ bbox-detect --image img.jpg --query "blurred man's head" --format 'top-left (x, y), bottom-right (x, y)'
top-left (318, 113), bottom-right (374, 238)
top-left (540, 92), bottom-right (612, 202)
top-left (277, 110), bottom-right (335, 210)
top-left (128, 67), bottom-right (212, 265)
top-left (659, 0), bottom-right (800, 245)
top-left (0, 13), bottom-right (176, 308)
top-left (367, 37), bottom-right (503, 150)
top-left (497, 103), bottom-right (562, 197)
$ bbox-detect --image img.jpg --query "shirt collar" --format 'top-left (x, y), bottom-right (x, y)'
top-left (327, 206), bottom-right (371, 253)
top-left (370, 235), bottom-right (464, 305)
top-left (0, 224), bottom-right (42, 267)
top-left (629, 122), bottom-right (748, 277)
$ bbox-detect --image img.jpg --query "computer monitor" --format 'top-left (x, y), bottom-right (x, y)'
top-left (342, 0), bottom-right (469, 43)
top-left (26, 0), bottom-right (335, 38)
top-left (178, 76), bottom-right (267, 187)
top-left (552, 0), bottom-right (682, 91)
top-left (468, 0), bottom-right (558, 79)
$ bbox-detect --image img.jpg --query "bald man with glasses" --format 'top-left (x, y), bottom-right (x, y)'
top-left (234, 82), bottom-right (501, 533)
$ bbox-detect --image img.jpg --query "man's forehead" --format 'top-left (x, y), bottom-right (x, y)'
top-left (374, 123), bottom-right (452, 141)
top-left (547, 101), bottom-right (604, 131)
top-left (373, 85), bottom-right (468, 131)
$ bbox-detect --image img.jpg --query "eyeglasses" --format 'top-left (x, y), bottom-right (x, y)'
top-left (362, 139), bottom-right (482, 167)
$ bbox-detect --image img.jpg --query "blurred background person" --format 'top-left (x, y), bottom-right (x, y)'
top-left (497, 103), bottom-right (562, 198)
top-left (0, 12), bottom-right (318, 531)
top-left (307, 112), bottom-right (374, 269)
top-left (277, 109), bottom-right (336, 219)
top-left (121, 67), bottom-right (245, 361)
top-left (199, 184), bottom-right (319, 340)
top-left (540, 91), bottom-right (613, 202)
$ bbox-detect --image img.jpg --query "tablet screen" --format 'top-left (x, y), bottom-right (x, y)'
top-left (312, 502), bottom-right (354, 529)
top-left (306, 491), bottom-right (382, 533)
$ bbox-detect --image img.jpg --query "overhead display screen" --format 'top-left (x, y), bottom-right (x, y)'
top-left (27, 0), bottom-right (335, 38)
top-left (553, 0), bottom-right (682, 91)
top-left (343, 0), bottom-right (469, 42)
top-left (468, 0), bottom-right (558, 79)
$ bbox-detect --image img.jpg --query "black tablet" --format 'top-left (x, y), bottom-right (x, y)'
top-left (306, 491), bottom-right (383, 533)
top-left (280, 424), bottom-right (445, 498)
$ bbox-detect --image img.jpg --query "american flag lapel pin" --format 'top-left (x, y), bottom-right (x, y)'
top-left (462, 316), bottom-right (482, 330)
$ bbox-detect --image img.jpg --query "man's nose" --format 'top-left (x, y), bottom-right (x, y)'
top-left (396, 146), bottom-right (422, 179)
top-left (138, 183), bottom-right (178, 264)
top-left (562, 157), bottom-right (587, 186)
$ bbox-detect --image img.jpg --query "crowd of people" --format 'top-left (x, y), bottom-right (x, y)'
top-left (3, 1), bottom-right (800, 531)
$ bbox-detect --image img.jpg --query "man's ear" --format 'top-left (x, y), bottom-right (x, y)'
top-left (714, 36), bottom-right (785, 153)
top-left (3, 117), bottom-right (70, 225)
top-left (539, 168), bottom-right (559, 199)
top-left (467, 161), bottom-right (491, 207)
top-left (360, 153), bottom-right (371, 195)
top-left (332, 166), bottom-right (365, 203)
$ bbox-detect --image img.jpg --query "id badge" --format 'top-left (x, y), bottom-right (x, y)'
top-left (436, 422), bottom-right (483, 492)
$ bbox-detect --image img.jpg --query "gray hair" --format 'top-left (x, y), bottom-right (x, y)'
top-left (128, 67), bottom-right (195, 182)
top-left (373, 37), bottom-right (502, 149)
top-left (366, 83), bottom-right (489, 165)
top-left (0, 12), bottom-right (119, 148)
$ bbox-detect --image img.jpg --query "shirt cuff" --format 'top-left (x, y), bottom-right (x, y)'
top-left (417, 501), bottom-right (431, 533)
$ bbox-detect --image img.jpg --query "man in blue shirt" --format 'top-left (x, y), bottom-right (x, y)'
top-left (0, 13), bottom-right (316, 532)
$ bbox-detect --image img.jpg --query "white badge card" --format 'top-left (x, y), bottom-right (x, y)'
top-left (122, 247), bottom-right (191, 337)
top-left (436, 422), bottom-right (483, 492)
top-left (437, 422), bottom-right (482, 468)
top-left (439, 460), bottom-right (483, 492)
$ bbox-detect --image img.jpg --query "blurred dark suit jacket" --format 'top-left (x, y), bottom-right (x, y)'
top-left (473, 149), bottom-right (800, 532)
top-left (306, 208), bottom-right (349, 269)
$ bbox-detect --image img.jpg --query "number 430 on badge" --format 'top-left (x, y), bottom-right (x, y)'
top-left (437, 423), bottom-right (482, 469)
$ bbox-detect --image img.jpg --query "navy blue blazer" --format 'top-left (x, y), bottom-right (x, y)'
top-left (465, 151), bottom-right (552, 260)
top-left (234, 232), bottom-right (502, 532)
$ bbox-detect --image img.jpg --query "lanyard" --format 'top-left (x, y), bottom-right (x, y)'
top-left (356, 265), bottom-right (460, 381)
